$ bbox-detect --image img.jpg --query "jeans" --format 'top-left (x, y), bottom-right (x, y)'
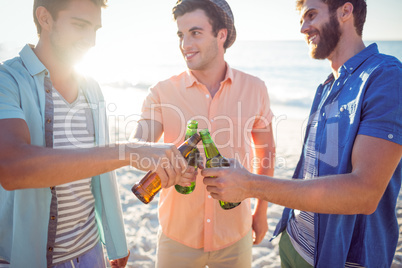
top-left (52, 242), bottom-right (106, 268)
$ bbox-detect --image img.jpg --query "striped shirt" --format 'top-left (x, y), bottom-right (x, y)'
top-left (287, 81), bottom-right (364, 268)
top-left (51, 88), bottom-right (99, 265)
top-left (286, 108), bottom-right (319, 266)
top-left (287, 82), bottom-right (328, 266)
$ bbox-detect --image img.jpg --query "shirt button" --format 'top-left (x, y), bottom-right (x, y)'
top-left (48, 247), bottom-right (53, 252)
top-left (340, 107), bottom-right (344, 112)
top-left (388, 134), bottom-right (394, 139)
top-left (322, 112), bottom-right (325, 117)
top-left (46, 89), bottom-right (50, 93)
top-left (208, 195), bottom-right (212, 199)
top-left (45, 71), bottom-right (49, 76)
top-left (207, 219), bottom-right (211, 223)
top-left (50, 186), bottom-right (55, 190)
top-left (51, 216), bottom-right (56, 220)
top-left (210, 119), bottom-right (214, 122)
top-left (47, 119), bottom-right (52, 124)
top-left (206, 94), bottom-right (210, 98)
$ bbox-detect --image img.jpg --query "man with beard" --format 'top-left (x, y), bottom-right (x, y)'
top-left (0, 0), bottom-right (190, 267)
top-left (202, 0), bottom-right (402, 267)
top-left (132, 0), bottom-right (275, 267)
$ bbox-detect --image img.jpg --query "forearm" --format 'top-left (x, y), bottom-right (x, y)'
top-left (248, 173), bottom-right (378, 215)
top-left (0, 144), bottom-right (129, 190)
top-left (253, 164), bottom-right (272, 215)
top-left (253, 141), bottom-right (275, 214)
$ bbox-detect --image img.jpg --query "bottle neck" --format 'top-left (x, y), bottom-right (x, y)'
top-left (185, 128), bottom-right (197, 140)
top-left (178, 134), bottom-right (201, 157)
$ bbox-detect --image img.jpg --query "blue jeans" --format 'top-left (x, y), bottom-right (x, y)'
top-left (52, 242), bottom-right (106, 268)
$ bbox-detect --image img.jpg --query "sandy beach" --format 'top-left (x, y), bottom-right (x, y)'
top-left (104, 86), bottom-right (402, 268)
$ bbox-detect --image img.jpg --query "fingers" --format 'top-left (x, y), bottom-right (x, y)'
top-left (201, 167), bottom-right (226, 180)
top-left (253, 231), bottom-right (265, 245)
top-left (172, 146), bottom-right (188, 172)
top-left (109, 250), bottom-right (130, 267)
top-left (176, 166), bottom-right (197, 187)
top-left (154, 144), bottom-right (189, 188)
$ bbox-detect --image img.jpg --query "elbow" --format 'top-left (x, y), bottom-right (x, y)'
top-left (0, 161), bottom-right (21, 191)
top-left (358, 192), bottom-right (382, 215)
top-left (360, 200), bottom-right (380, 215)
top-left (0, 175), bottom-right (16, 192)
top-left (0, 181), bottom-right (16, 191)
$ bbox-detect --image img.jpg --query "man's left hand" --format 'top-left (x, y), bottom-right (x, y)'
top-left (109, 250), bottom-right (130, 268)
top-left (252, 210), bottom-right (268, 245)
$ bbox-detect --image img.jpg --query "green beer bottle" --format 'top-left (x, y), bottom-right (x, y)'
top-left (199, 129), bottom-right (241, 210)
top-left (175, 120), bottom-right (200, 194)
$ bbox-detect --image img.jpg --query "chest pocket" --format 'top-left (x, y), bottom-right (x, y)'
top-left (324, 99), bottom-right (358, 148)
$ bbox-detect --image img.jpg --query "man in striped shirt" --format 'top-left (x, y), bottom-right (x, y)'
top-left (0, 0), bottom-right (191, 267)
top-left (203, 0), bottom-right (402, 267)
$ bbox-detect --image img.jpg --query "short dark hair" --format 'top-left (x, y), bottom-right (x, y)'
top-left (33, 0), bottom-right (107, 36)
top-left (173, 0), bottom-right (229, 49)
top-left (296, 0), bottom-right (367, 36)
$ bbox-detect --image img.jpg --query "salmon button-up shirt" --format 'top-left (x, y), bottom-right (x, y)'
top-left (140, 64), bottom-right (273, 251)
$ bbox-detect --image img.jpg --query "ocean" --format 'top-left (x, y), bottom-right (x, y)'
top-left (1, 40), bottom-right (402, 267)
top-left (1, 40), bottom-right (401, 120)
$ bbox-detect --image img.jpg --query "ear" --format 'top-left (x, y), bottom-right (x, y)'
top-left (217, 28), bottom-right (228, 46)
top-left (36, 6), bottom-right (53, 33)
top-left (338, 2), bottom-right (354, 22)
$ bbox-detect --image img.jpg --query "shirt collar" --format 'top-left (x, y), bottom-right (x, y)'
top-left (340, 43), bottom-right (379, 75)
top-left (184, 62), bottom-right (234, 88)
top-left (19, 44), bottom-right (48, 77)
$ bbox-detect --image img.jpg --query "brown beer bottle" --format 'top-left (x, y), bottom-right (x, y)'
top-left (175, 120), bottom-right (200, 194)
top-left (132, 133), bottom-right (201, 204)
top-left (199, 129), bottom-right (241, 210)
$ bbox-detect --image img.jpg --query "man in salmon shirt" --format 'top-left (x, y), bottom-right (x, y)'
top-left (131, 0), bottom-right (276, 267)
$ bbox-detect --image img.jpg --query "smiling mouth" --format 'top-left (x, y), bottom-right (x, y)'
top-left (308, 34), bottom-right (317, 45)
top-left (184, 52), bottom-right (198, 60)
top-left (309, 35), bottom-right (317, 44)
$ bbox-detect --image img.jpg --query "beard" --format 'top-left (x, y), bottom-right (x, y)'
top-left (310, 13), bottom-right (341, 59)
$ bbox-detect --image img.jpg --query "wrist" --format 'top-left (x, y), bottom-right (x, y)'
top-left (123, 141), bottom-right (145, 167)
top-left (247, 173), bottom-right (266, 200)
top-left (244, 172), bottom-right (258, 199)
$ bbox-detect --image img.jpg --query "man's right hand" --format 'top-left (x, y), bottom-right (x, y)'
top-left (126, 141), bottom-right (188, 188)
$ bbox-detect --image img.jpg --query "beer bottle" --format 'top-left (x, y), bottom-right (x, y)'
top-left (132, 133), bottom-right (202, 204)
top-left (199, 129), bottom-right (241, 210)
top-left (175, 120), bottom-right (200, 194)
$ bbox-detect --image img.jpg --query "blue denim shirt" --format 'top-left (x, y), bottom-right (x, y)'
top-left (273, 43), bottom-right (402, 267)
top-left (0, 45), bottom-right (128, 267)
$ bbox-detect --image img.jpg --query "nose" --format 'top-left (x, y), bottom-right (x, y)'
top-left (300, 20), bottom-right (310, 35)
top-left (88, 30), bottom-right (97, 48)
top-left (180, 34), bottom-right (192, 51)
top-left (83, 29), bottom-right (97, 48)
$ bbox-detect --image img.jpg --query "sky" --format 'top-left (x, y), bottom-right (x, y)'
top-left (1, 0), bottom-right (401, 48)
top-left (0, 0), bottom-right (401, 84)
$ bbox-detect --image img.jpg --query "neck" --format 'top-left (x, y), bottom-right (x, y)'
top-left (191, 60), bottom-right (227, 98)
top-left (34, 40), bottom-right (75, 83)
top-left (327, 35), bottom-right (366, 79)
top-left (33, 40), bottom-right (79, 103)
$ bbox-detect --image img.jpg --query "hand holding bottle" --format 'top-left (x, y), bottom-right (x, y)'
top-left (132, 134), bottom-right (202, 204)
top-left (128, 141), bottom-right (188, 188)
top-left (202, 158), bottom-right (252, 204)
top-left (177, 165), bottom-right (198, 188)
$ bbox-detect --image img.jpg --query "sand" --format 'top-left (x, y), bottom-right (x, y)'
top-left (103, 86), bottom-right (402, 267)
